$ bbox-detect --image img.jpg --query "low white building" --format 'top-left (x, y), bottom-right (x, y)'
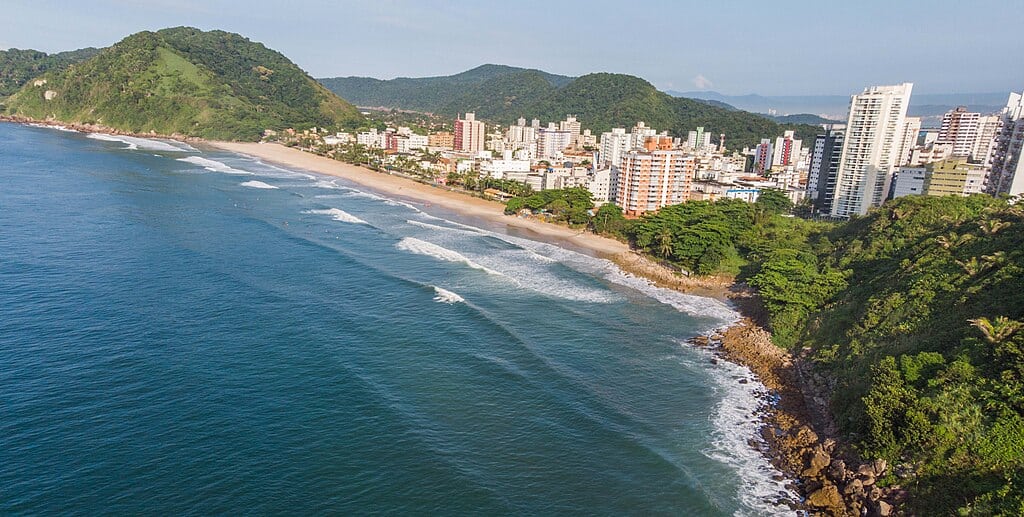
top-left (588, 168), bottom-right (613, 204)
top-left (892, 167), bottom-right (928, 198)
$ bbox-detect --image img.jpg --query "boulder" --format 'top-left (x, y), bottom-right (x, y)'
top-left (806, 483), bottom-right (842, 509)
top-left (842, 477), bottom-right (863, 496)
top-left (872, 458), bottom-right (887, 477)
top-left (828, 459), bottom-right (847, 482)
top-left (802, 447), bottom-right (831, 478)
top-left (868, 486), bottom-right (882, 502)
top-left (876, 500), bottom-right (893, 516)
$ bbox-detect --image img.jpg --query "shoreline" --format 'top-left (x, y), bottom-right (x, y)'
top-left (206, 141), bottom-right (634, 261)
top-left (5, 118), bottom-right (897, 514)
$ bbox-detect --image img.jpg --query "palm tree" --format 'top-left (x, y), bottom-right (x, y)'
top-left (978, 219), bottom-right (1010, 235)
top-left (969, 316), bottom-right (1023, 344)
top-left (656, 227), bottom-right (674, 258)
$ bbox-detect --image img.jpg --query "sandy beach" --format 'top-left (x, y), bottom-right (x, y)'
top-left (207, 141), bottom-right (630, 258)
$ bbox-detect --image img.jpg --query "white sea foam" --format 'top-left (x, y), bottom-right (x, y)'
top-left (697, 348), bottom-right (799, 515)
top-left (395, 237), bottom-right (504, 276)
top-left (240, 180), bottom-right (278, 190)
top-left (432, 286), bottom-right (465, 304)
top-left (344, 190), bottom-right (420, 211)
top-left (605, 268), bottom-right (739, 325)
top-left (27, 123), bottom-right (78, 133)
top-left (313, 179), bottom-right (354, 191)
top-left (305, 208), bottom-right (369, 225)
top-left (249, 159), bottom-right (315, 179)
top-left (177, 156), bottom-right (252, 175)
top-left (87, 133), bottom-right (193, 152)
top-left (406, 219), bottom-right (481, 234)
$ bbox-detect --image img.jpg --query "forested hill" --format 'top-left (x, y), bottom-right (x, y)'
top-left (0, 47), bottom-right (101, 97)
top-left (319, 66), bottom-right (820, 149)
top-left (2, 27), bottom-right (363, 141)
top-left (623, 194), bottom-right (1024, 514)
top-left (318, 64), bottom-right (573, 113)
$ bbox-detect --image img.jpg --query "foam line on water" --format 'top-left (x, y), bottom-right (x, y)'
top-left (177, 156), bottom-right (252, 175)
top-left (695, 346), bottom-right (799, 515)
top-left (305, 208), bottom-right (369, 225)
top-left (87, 133), bottom-right (195, 152)
top-left (240, 180), bottom-right (278, 190)
top-left (343, 190), bottom-right (421, 211)
top-left (395, 237), bottom-right (505, 277)
top-left (27, 123), bottom-right (79, 133)
top-left (432, 286), bottom-right (465, 304)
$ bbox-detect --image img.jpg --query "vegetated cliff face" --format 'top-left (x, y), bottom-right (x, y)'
top-left (0, 47), bottom-right (101, 98)
top-left (4, 27), bottom-right (362, 141)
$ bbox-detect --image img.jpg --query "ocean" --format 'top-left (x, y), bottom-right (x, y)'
top-left (0, 122), bottom-right (795, 515)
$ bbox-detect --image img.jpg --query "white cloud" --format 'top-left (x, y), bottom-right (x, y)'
top-left (692, 74), bottom-right (713, 90)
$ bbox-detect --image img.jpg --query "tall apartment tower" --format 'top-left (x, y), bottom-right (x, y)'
top-left (772, 130), bottom-right (802, 168)
top-left (806, 127), bottom-right (845, 214)
top-left (753, 139), bottom-right (773, 175)
top-left (453, 112), bottom-right (485, 153)
top-left (615, 150), bottom-right (695, 217)
top-left (830, 83), bottom-right (913, 218)
top-left (938, 107), bottom-right (983, 158)
top-left (973, 115), bottom-right (1002, 166)
top-left (599, 128), bottom-right (631, 168)
top-left (988, 91), bottom-right (1024, 197)
top-left (895, 117), bottom-right (922, 166)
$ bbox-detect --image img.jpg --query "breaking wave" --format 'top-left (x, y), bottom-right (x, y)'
top-left (395, 237), bottom-right (504, 277)
top-left (305, 208), bottom-right (369, 225)
top-left (88, 133), bottom-right (195, 152)
top-left (240, 180), bottom-right (278, 189)
top-left (432, 286), bottom-right (465, 304)
top-left (177, 156), bottom-right (252, 175)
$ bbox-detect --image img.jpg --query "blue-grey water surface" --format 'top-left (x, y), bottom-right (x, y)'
top-left (0, 122), bottom-right (794, 515)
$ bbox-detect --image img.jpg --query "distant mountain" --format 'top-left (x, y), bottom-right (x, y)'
top-left (319, 64), bottom-right (574, 113)
top-left (3, 27), bottom-right (363, 141)
top-left (0, 47), bottom-right (102, 97)
top-left (321, 66), bottom-right (820, 149)
top-left (671, 90), bottom-right (1012, 124)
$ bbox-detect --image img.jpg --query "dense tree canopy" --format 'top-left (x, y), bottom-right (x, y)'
top-left (321, 68), bottom-right (820, 149)
top-left (4, 27), bottom-right (363, 140)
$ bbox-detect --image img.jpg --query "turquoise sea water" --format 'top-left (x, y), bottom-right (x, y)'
top-left (0, 122), bottom-right (795, 515)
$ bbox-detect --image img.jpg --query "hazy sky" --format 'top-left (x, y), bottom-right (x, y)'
top-left (3, 0), bottom-right (1022, 96)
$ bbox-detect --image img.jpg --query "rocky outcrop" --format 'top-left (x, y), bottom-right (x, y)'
top-left (691, 314), bottom-right (907, 515)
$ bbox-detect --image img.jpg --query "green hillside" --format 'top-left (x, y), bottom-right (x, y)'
top-left (0, 47), bottom-right (101, 97)
top-left (3, 27), bottom-right (362, 141)
top-left (320, 67), bottom-right (819, 149)
top-left (319, 64), bottom-right (573, 113)
top-left (618, 194), bottom-right (1024, 514)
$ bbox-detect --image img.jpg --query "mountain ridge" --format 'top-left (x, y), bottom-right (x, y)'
top-left (319, 65), bottom-right (821, 149)
top-left (3, 27), bottom-right (362, 141)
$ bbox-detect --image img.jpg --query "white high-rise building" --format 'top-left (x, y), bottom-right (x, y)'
top-left (938, 107), bottom-right (982, 158)
top-left (830, 83), bottom-right (913, 218)
top-left (988, 91), bottom-right (1024, 197)
top-left (629, 122), bottom-right (657, 149)
top-left (599, 128), bottom-right (631, 168)
top-left (973, 115), bottom-right (1002, 166)
top-left (454, 113), bottom-right (486, 153)
top-left (895, 117), bottom-right (921, 166)
top-left (536, 125), bottom-right (573, 160)
top-left (559, 115), bottom-right (582, 141)
top-left (687, 127), bottom-right (712, 151)
top-left (771, 130), bottom-right (802, 169)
